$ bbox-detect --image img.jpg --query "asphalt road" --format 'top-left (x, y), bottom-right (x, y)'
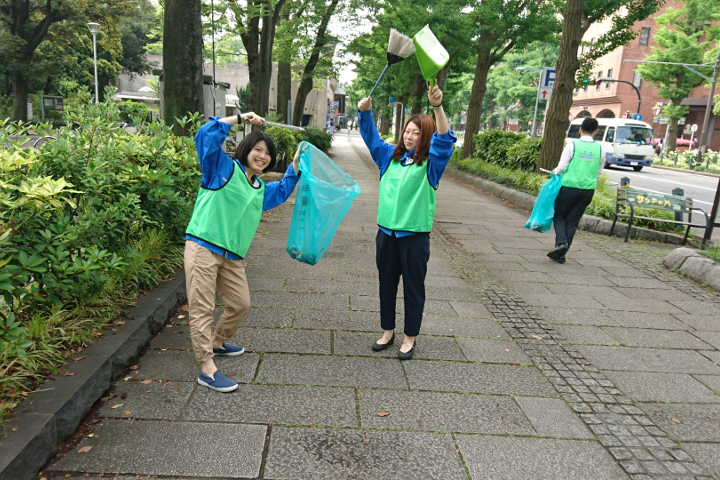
top-left (603, 164), bottom-right (720, 241)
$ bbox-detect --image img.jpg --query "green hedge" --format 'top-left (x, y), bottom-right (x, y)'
top-left (0, 90), bottom-right (201, 418)
top-left (473, 130), bottom-right (541, 172)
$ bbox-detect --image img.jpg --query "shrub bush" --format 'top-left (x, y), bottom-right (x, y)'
top-left (474, 130), bottom-right (525, 164)
top-left (301, 126), bottom-right (333, 153)
top-left (117, 100), bottom-right (151, 124)
top-left (505, 137), bottom-right (542, 172)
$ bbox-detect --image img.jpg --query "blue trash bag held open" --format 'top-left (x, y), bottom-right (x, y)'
top-left (287, 141), bottom-right (361, 265)
top-left (524, 174), bottom-right (562, 233)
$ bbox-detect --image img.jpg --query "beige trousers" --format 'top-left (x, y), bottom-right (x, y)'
top-left (184, 241), bottom-right (251, 364)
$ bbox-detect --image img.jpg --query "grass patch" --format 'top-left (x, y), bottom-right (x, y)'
top-left (700, 243), bottom-right (720, 263)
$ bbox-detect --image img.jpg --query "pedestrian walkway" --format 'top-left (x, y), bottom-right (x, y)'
top-left (44, 131), bottom-right (720, 479)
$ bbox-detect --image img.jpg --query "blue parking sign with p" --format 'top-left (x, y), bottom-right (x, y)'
top-left (542, 68), bottom-right (556, 88)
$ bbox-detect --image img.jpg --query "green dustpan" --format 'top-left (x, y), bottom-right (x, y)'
top-left (413, 25), bottom-right (449, 86)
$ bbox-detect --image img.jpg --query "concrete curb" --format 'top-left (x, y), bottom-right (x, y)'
top-left (663, 248), bottom-right (720, 291)
top-left (443, 165), bottom-right (701, 247)
top-left (0, 270), bottom-right (187, 480)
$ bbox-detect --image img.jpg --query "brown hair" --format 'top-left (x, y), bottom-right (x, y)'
top-left (390, 114), bottom-right (436, 166)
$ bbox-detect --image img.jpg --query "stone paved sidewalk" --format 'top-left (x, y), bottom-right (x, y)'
top-left (42, 131), bottom-right (720, 479)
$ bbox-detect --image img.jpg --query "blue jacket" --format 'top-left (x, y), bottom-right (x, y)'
top-left (186, 117), bottom-right (300, 259)
top-left (359, 110), bottom-right (457, 236)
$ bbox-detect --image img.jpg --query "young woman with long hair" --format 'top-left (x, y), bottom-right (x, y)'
top-left (357, 84), bottom-right (456, 359)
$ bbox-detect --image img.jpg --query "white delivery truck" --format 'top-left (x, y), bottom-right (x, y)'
top-left (567, 118), bottom-right (655, 172)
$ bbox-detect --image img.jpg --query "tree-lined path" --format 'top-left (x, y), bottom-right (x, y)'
top-left (43, 131), bottom-right (720, 479)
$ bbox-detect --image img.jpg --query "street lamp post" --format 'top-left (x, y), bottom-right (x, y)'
top-left (87, 22), bottom-right (101, 104)
top-left (596, 77), bottom-right (641, 116)
top-left (516, 67), bottom-right (543, 138)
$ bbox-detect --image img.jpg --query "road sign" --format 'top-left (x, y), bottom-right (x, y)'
top-left (389, 97), bottom-right (396, 104)
top-left (330, 101), bottom-right (338, 107)
top-left (633, 113), bottom-right (642, 121)
top-left (691, 124), bottom-right (698, 133)
top-left (539, 89), bottom-right (552, 100)
top-left (540, 67), bottom-right (555, 89)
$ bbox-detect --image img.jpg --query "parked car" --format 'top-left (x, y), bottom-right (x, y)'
top-left (567, 118), bottom-right (654, 172)
top-left (652, 137), bottom-right (696, 148)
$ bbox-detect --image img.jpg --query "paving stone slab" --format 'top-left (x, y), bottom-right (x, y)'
top-left (183, 384), bottom-right (358, 427)
top-left (615, 287), bottom-right (694, 301)
top-left (519, 293), bottom-right (605, 309)
top-left (489, 270), bottom-right (557, 283)
top-left (256, 354), bottom-right (407, 389)
top-left (263, 427), bottom-right (466, 480)
top-left (424, 274), bottom-right (474, 288)
top-left (604, 371), bottom-right (720, 403)
top-left (639, 404), bottom-right (720, 442)
top-left (332, 269), bottom-right (380, 283)
top-left (597, 266), bottom-right (651, 277)
top-left (547, 273), bottom-right (615, 286)
top-left (670, 300), bottom-right (720, 316)
top-left (476, 261), bottom-right (529, 272)
top-left (695, 331), bottom-right (720, 350)
top-left (545, 284), bottom-right (627, 299)
top-left (576, 345), bottom-right (720, 374)
top-left (251, 291), bottom-right (349, 310)
top-left (606, 311), bottom-right (691, 331)
top-left (534, 307), bottom-right (617, 326)
top-left (245, 265), bottom-right (331, 281)
top-left (552, 325), bottom-right (620, 346)
top-left (358, 389), bottom-right (534, 435)
top-left (149, 324), bottom-right (192, 349)
top-left (50, 420), bottom-right (266, 477)
top-left (0, 413), bottom-right (56, 480)
top-left (136, 350), bottom-right (260, 383)
top-left (293, 308), bottom-right (397, 332)
top-left (608, 276), bottom-right (674, 289)
top-left (285, 279), bottom-right (378, 296)
top-left (596, 297), bottom-right (686, 314)
top-left (247, 276), bottom-right (287, 291)
top-left (602, 327), bottom-right (713, 349)
top-left (97, 380), bottom-right (195, 420)
top-left (683, 443), bottom-right (720, 479)
top-left (333, 331), bottom-right (466, 360)
top-left (514, 397), bottom-right (594, 439)
top-left (449, 300), bottom-right (492, 318)
top-left (418, 316), bottom-right (509, 338)
top-left (405, 361), bottom-right (557, 397)
top-left (456, 338), bottom-right (531, 364)
top-left (456, 435), bottom-right (628, 480)
top-left (505, 281), bottom-right (553, 294)
top-left (673, 314), bottom-right (720, 332)
top-left (350, 295), bottom-right (457, 317)
top-left (694, 374), bottom-right (720, 394)
top-left (241, 306), bottom-right (295, 328)
top-left (231, 327), bottom-right (331, 354)
top-left (701, 350), bottom-right (720, 364)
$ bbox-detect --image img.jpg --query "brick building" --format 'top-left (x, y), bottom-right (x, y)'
top-left (571, 3), bottom-right (719, 151)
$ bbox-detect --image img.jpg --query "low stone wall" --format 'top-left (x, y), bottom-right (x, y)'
top-left (664, 248), bottom-right (720, 291)
top-left (444, 166), bottom-right (700, 247)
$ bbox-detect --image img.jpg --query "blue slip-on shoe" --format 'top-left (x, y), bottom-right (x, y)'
top-left (197, 370), bottom-right (238, 392)
top-left (213, 342), bottom-right (245, 356)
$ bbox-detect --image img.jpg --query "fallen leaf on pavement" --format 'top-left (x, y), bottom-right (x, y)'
top-left (377, 411), bottom-right (389, 417)
top-left (178, 315), bottom-right (185, 319)
top-left (531, 335), bottom-right (543, 340)
top-left (11, 427), bottom-right (17, 431)
top-left (121, 410), bottom-right (131, 415)
top-left (101, 395), bottom-right (115, 402)
top-left (141, 379), bottom-right (153, 384)
top-left (671, 417), bottom-right (681, 424)
top-left (363, 439), bottom-right (370, 445)
top-left (62, 373), bottom-right (75, 376)
top-left (78, 446), bottom-right (92, 454)
top-left (181, 304), bottom-right (189, 312)
top-left (111, 404), bottom-right (124, 409)
top-left (120, 393), bottom-right (128, 400)
top-left (72, 356), bottom-right (85, 361)
top-left (129, 365), bottom-right (139, 370)
top-left (504, 349), bottom-right (510, 352)
top-left (123, 376), bottom-right (132, 381)
top-left (21, 391), bottom-right (28, 397)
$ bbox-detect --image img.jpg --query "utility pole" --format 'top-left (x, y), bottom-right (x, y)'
top-left (707, 54), bottom-right (720, 241)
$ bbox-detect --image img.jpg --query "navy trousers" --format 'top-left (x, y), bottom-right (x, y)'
top-left (375, 229), bottom-right (431, 337)
top-left (553, 186), bottom-right (595, 248)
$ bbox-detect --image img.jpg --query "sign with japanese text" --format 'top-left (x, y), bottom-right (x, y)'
top-left (625, 189), bottom-right (686, 212)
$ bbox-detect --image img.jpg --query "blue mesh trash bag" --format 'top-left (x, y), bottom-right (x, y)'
top-left (287, 141), bottom-right (361, 265)
top-left (524, 174), bottom-right (562, 233)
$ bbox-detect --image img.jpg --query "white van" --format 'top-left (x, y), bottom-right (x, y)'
top-left (567, 118), bottom-right (655, 171)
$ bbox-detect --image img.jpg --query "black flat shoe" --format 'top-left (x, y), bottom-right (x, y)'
top-left (372, 333), bottom-right (395, 351)
top-left (547, 244), bottom-right (569, 260)
top-left (550, 254), bottom-right (566, 264)
top-left (398, 343), bottom-right (415, 360)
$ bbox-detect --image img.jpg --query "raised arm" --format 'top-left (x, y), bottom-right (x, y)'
top-left (357, 98), bottom-right (394, 169)
top-left (428, 83), bottom-right (448, 135)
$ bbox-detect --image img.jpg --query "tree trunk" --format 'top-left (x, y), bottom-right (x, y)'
top-left (461, 51), bottom-right (493, 159)
top-left (241, 14), bottom-right (261, 113)
top-left (379, 98), bottom-right (390, 136)
top-left (277, 60), bottom-right (292, 123)
top-left (12, 73), bottom-right (29, 122)
top-left (393, 95), bottom-right (408, 142)
top-left (536, 0), bottom-right (584, 171)
top-left (292, 0), bottom-right (340, 126)
top-left (410, 73), bottom-right (425, 116)
top-left (666, 117), bottom-right (679, 152)
top-left (163, 0), bottom-right (204, 135)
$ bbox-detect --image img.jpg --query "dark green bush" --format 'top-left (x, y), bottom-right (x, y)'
top-left (474, 130), bottom-right (525, 164)
top-left (504, 137), bottom-right (542, 172)
top-left (301, 126), bottom-right (333, 153)
top-left (117, 100), bottom-right (151, 124)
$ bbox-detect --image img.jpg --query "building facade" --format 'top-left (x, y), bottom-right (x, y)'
top-left (571, 3), bottom-right (718, 151)
top-left (113, 55), bottom-right (337, 130)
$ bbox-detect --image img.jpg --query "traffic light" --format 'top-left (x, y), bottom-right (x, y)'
top-left (577, 78), bottom-right (600, 86)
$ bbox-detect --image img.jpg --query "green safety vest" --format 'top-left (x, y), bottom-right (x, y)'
top-left (562, 140), bottom-right (601, 190)
top-left (186, 161), bottom-right (264, 258)
top-left (377, 159), bottom-right (436, 232)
